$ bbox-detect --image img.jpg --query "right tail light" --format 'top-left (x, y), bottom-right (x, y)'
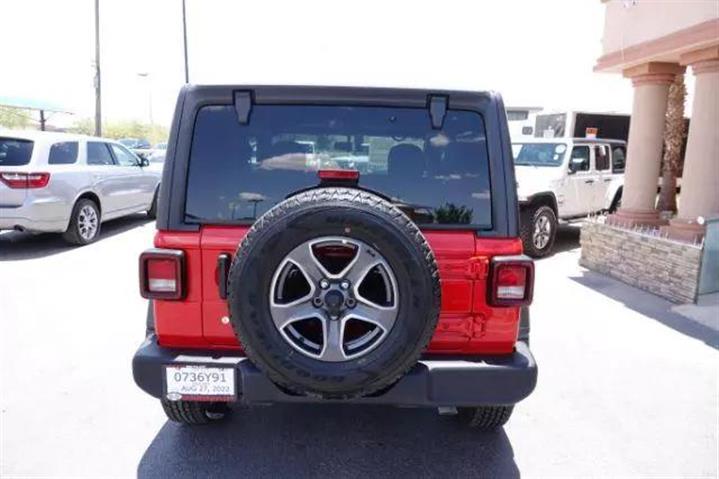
top-left (488, 256), bottom-right (534, 307)
top-left (139, 249), bottom-right (185, 300)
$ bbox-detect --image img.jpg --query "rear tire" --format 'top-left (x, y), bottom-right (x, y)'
top-left (161, 400), bottom-right (229, 425)
top-left (456, 406), bottom-right (514, 430)
top-left (609, 189), bottom-right (622, 213)
top-left (147, 187), bottom-right (159, 219)
top-left (520, 205), bottom-right (557, 258)
top-left (62, 199), bottom-right (101, 246)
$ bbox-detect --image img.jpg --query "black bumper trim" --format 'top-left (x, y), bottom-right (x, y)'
top-left (132, 336), bottom-right (537, 407)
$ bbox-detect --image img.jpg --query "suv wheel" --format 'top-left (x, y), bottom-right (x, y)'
top-left (520, 205), bottom-right (557, 258)
top-left (456, 406), bottom-right (514, 430)
top-left (609, 189), bottom-right (622, 213)
top-left (161, 399), bottom-right (229, 425)
top-left (227, 187), bottom-right (441, 399)
top-left (62, 199), bottom-right (101, 245)
top-left (147, 187), bottom-right (159, 219)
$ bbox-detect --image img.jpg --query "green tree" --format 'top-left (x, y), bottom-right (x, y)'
top-left (67, 118), bottom-right (94, 135)
top-left (657, 74), bottom-right (686, 213)
top-left (68, 118), bottom-right (168, 144)
top-left (0, 106), bottom-right (32, 129)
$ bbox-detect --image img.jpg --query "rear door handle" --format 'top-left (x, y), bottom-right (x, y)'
top-left (604, 178), bottom-right (612, 182)
top-left (584, 179), bottom-right (595, 184)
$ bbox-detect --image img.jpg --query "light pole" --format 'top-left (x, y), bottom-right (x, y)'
top-left (182, 0), bottom-right (189, 83)
top-left (137, 72), bottom-right (153, 125)
top-left (94, 0), bottom-right (102, 136)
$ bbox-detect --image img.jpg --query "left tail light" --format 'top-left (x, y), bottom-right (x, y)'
top-left (139, 249), bottom-right (185, 300)
top-left (0, 172), bottom-right (50, 189)
top-left (488, 256), bottom-right (534, 307)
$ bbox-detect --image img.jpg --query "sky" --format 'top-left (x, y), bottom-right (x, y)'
top-left (0, 0), bottom-right (643, 128)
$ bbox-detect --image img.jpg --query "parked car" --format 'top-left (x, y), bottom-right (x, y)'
top-left (0, 130), bottom-right (161, 245)
top-left (512, 138), bottom-right (626, 257)
top-left (119, 137), bottom-right (153, 159)
top-left (133, 85), bottom-right (537, 430)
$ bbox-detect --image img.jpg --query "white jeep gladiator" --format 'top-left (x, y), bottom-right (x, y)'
top-left (512, 138), bottom-right (626, 257)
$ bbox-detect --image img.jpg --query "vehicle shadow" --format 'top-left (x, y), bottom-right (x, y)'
top-left (138, 404), bottom-right (519, 479)
top-left (551, 223), bottom-right (581, 255)
top-left (0, 213), bottom-right (152, 261)
top-left (571, 269), bottom-right (719, 350)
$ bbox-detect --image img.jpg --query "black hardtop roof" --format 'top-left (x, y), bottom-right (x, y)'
top-left (180, 84), bottom-right (499, 108)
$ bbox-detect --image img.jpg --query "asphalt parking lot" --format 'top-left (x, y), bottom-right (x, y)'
top-left (1, 219), bottom-right (717, 478)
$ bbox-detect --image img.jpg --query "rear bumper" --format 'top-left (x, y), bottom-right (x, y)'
top-left (132, 335), bottom-right (538, 407)
top-left (0, 199), bottom-right (69, 233)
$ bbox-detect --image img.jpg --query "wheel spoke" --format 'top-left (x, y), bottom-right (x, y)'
top-left (269, 236), bottom-right (399, 362)
top-left (320, 319), bottom-right (346, 361)
top-left (347, 300), bottom-right (397, 332)
top-left (285, 243), bottom-right (330, 284)
top-left (269, 297), bottom-right (318, 329)
top-left (343, 246), bottom-right (381, 287)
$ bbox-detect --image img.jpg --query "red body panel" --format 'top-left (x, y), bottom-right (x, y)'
top-left (152, 228), bottom-right (523, 354)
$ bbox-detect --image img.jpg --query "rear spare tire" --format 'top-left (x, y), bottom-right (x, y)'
top-left (227, 187), bottom-right (440, 399)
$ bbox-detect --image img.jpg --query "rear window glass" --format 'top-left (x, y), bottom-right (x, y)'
top-left (0, 138), bottom-right (34, 166)
top-left (48, 142), bottom-right (78, 165)
top-left (185, 105), bottom-right (491, 228)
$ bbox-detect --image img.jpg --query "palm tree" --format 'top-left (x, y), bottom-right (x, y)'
top-left (657, 73), bottom-right (687, 213)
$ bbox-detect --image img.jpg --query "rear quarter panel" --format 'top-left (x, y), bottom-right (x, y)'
top-left (153, 228), bottom-right (523, 354)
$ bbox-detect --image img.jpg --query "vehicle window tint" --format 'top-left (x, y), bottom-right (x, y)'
top-left (513, 142), bottom-right (567, 167)
top-left (570, 146), bottom-right (590, 172)
top-left (185, 104), bottom-right (492, 228)
top-left (48, 142), bottom-right (78, 164)
top-left (595, 145), bottom-right (609, 171)
top-left (87, 142), bottom-right (115, 165)
top-left (612, 146), bottom-right (626, 173)
top-left (0, 138), bottom-right (33, 166)
top-left (110, 144), bottom-right (139, 166)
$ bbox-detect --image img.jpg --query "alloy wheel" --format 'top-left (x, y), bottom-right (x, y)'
top-left (269, 237), bottom-right (398, 362)
top-left (78, 205), bottom-right (99, 241)
top-left (533, 214), bottom-right (551, 250)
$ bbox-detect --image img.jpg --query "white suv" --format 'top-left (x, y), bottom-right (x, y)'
top-left (512, 138), bottom-right (626, 257)
top-left (0, 130), bottom-right (161, 245)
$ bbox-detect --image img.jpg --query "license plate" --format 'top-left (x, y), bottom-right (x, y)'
top-left (164, 365), bottom-right (236, 402)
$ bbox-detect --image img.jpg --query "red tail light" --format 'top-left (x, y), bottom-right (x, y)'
top-left (488, 256), bottom-right (534, 307)
top-left (139, 249), bottom-right (185, 300)
top-left (0, 172), bottom-right (50, 189)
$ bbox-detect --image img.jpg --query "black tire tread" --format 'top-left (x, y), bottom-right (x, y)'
top-left (457, 405), bottom-right (514, 430)
top-left (228, 187), bottom-right (440, 399)
top-left (62, 198), bottom-right (100, 246)
top-left (161, 400), bottom-right (211, 424)
top-left (147, 187), bottom-right (159, 219)
top-left (519, 204), bottom-right (557, 258)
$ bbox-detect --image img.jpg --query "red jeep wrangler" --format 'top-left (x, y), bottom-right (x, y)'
top-left (133, 85), bottom-right (537, 430)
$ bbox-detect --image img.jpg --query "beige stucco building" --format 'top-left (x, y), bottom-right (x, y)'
top-left (597, 0), bottom-right (718, 238)
top-left (580, 1), bottom-right (718, 303)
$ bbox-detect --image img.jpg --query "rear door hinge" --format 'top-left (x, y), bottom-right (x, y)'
top-left (465, 256), bottom-right (489, 280)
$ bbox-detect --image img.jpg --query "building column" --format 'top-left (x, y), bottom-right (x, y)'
top-left (608, 62), bottom-right (685, 227)
top-left (664, 46), bottom-right (719, 242)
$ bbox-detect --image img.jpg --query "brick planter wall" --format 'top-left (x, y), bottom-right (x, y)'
top-left (580, 219), bottom-right (703, 304)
